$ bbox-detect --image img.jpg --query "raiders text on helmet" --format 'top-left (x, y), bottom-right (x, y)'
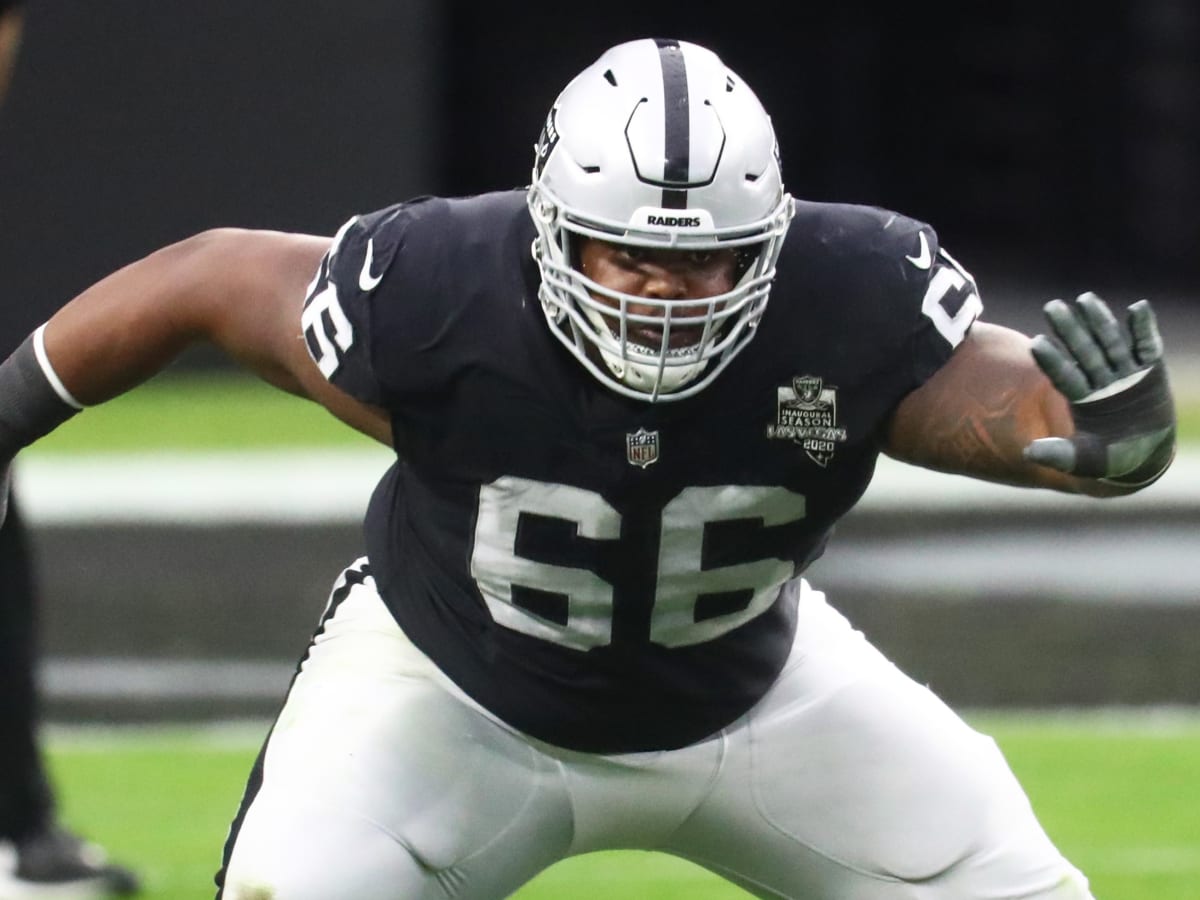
top-left (528, 38), bottom-right (794, 402)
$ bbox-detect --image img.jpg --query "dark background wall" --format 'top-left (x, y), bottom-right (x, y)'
top-left (0, 1), bottom-right (1197, 355)
top-left (0, 0), bottom-right (442, 348)
top-left (441, 1), bottom-right (1199, 298)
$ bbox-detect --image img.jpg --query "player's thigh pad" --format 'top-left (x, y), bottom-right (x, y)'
top-left (665, 580), bottom-right (1091, 899)
top-left (221, 561), bottom-right (572, 900)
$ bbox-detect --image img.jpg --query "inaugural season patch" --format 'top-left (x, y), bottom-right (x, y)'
top-left (766, 375), bottom-right (848, 466)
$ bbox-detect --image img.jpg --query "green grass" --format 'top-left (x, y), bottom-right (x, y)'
top-left (29, 373), bottom-right (375, 455)
top-left (43, 712), bottom-right (1200, 900)
top-left (969, 712), bottom-right (1200, 899)
top-left (23, 370), bottom-right (1200, 455)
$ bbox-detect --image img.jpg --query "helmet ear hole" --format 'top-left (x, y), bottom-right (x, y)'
top-left (565, 233), bottom-right (583, 271)
top-left (733, 247), bottom-right (757, 281)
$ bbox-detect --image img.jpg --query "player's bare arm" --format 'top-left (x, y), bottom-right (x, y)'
top-left (40, 227), bottom-right (391, 444)
top-left (885, 295), bottom-right (1175, 496)
top-left (0, 228), bottom-right (391, 522)
top-left (885, 322), bottom-right (1082, 490)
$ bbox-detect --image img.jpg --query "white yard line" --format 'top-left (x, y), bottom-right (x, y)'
top-left (14, 447), bottom-right (1200, 524)
top-left (40, 657), bottom-right (296, 701)
top-left (1086, 847), bottom-right (1200, 875)
top-left (15, 448), bottom-right (392, 524)
top-left (40, 704), bottom-right (1200, 748)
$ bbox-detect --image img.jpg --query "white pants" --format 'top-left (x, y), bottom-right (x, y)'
top-left (220, 560), bottom-right (1094, 899)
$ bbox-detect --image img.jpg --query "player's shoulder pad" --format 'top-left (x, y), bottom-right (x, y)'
top-left (783, 201), bottom-right (982, 357)
top-left (319, 199), bottom-right (442, 302)
top-left (786, 202), bottom-right (957, 307)
top-left (299, 198), bottom-right (438, 390)
top-left (797, 202), bottom-right (940, 282)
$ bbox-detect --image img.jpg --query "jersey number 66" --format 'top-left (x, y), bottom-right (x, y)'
top-left (470, 476), bottom-right (807, 651)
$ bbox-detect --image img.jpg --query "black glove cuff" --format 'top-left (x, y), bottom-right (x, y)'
top-left (1070, 362), bottom-right (1175, 483)
top-left (0, 330), bottom-right (82, 461)
top-left (1073, 362), bottom-right (1173, 434)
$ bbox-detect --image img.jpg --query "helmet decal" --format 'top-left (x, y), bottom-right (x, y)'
top-left (533, 106), bottom-right (559, 181)
top-left (655, 38), bottom-right (690, 207)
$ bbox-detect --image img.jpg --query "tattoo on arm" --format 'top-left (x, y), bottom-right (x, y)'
top-left (926, 383), bottom-right (1026, 475)
top-left (892, 375), bottom-right (1051, 483)
top-left (888, 322), bottom-right (1090, 491)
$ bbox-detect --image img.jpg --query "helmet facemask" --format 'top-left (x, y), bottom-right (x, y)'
top-left (527, 38), bottom-right (794, 403)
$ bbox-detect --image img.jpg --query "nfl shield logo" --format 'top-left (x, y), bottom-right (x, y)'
top-left (626, 427), bottom-right (660, 468)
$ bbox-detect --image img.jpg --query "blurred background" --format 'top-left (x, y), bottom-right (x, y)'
top-left (0, 0), bottom-right (1196, 721)
top-left (1, 0), bottom-right (1198, 331)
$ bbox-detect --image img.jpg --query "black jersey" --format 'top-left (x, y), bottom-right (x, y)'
top-left (300, 190), bottom-right (982, 753)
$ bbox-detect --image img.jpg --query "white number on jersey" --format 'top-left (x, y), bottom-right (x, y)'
top-left (301, 281), bottom-right (355, 378)
top-left (472, 477), bottom-right (621, 651)
top-left (921, 249), bottom-right (983, 347)
top-left (470, 476), bottom-right (807, 651)
top-left (652, 485), bottom-right (806, 647)
top-left (301, 216), bottom-right (360, 378)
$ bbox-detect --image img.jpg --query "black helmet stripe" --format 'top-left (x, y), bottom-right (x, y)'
top-left (655, 38), bottom-right (689, 209)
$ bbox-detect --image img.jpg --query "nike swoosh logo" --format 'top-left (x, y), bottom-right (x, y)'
top-left (905, 231), bottom-right (932, 270)
top-left (358, 239), bottom-right (383, 291)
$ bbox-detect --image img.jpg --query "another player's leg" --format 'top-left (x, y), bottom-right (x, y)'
top-left (217, 559), bottom-right (574, 900)
top-left (661, 578), bottom-right (1094, 899)
top-left (0, 489), bottom-right (140, 898)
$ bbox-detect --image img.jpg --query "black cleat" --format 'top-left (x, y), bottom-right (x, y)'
top-left (0, 825), bottom-right (140, 897)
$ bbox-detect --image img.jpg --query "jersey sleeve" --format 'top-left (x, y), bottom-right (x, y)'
top-left (299, 205), bottom-right (407, 405)
top-left (905, 235), bottom-right (984, 383)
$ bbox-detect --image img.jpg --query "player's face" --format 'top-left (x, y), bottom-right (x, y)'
top-left (578, 238), bottom-right (739, 348)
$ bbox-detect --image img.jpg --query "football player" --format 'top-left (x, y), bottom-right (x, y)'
top-left (0, 38), bottom-right (1175, 900)
top-left (0, 1), bottom-right (140, 895)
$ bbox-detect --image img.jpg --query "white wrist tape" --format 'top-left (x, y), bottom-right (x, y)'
top-left (33, 323), bottom-right (84, 410)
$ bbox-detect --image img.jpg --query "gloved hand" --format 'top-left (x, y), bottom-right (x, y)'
top-left (1024, 292), bottom-right (1175, 488)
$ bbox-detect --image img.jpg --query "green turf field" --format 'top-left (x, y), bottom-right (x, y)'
top-left (44, 711), bottom-right (1200, 900)
top-left (28, 373), bottom-right (378, 455)
top-left (23, 370), bottom-right (1200, 454)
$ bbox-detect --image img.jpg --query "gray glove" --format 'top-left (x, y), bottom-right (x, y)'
top-left (1024, 292), bottom-right (1175, 487)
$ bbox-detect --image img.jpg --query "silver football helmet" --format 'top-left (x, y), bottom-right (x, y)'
top-left (528, 38), bottom-right (794, 402)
